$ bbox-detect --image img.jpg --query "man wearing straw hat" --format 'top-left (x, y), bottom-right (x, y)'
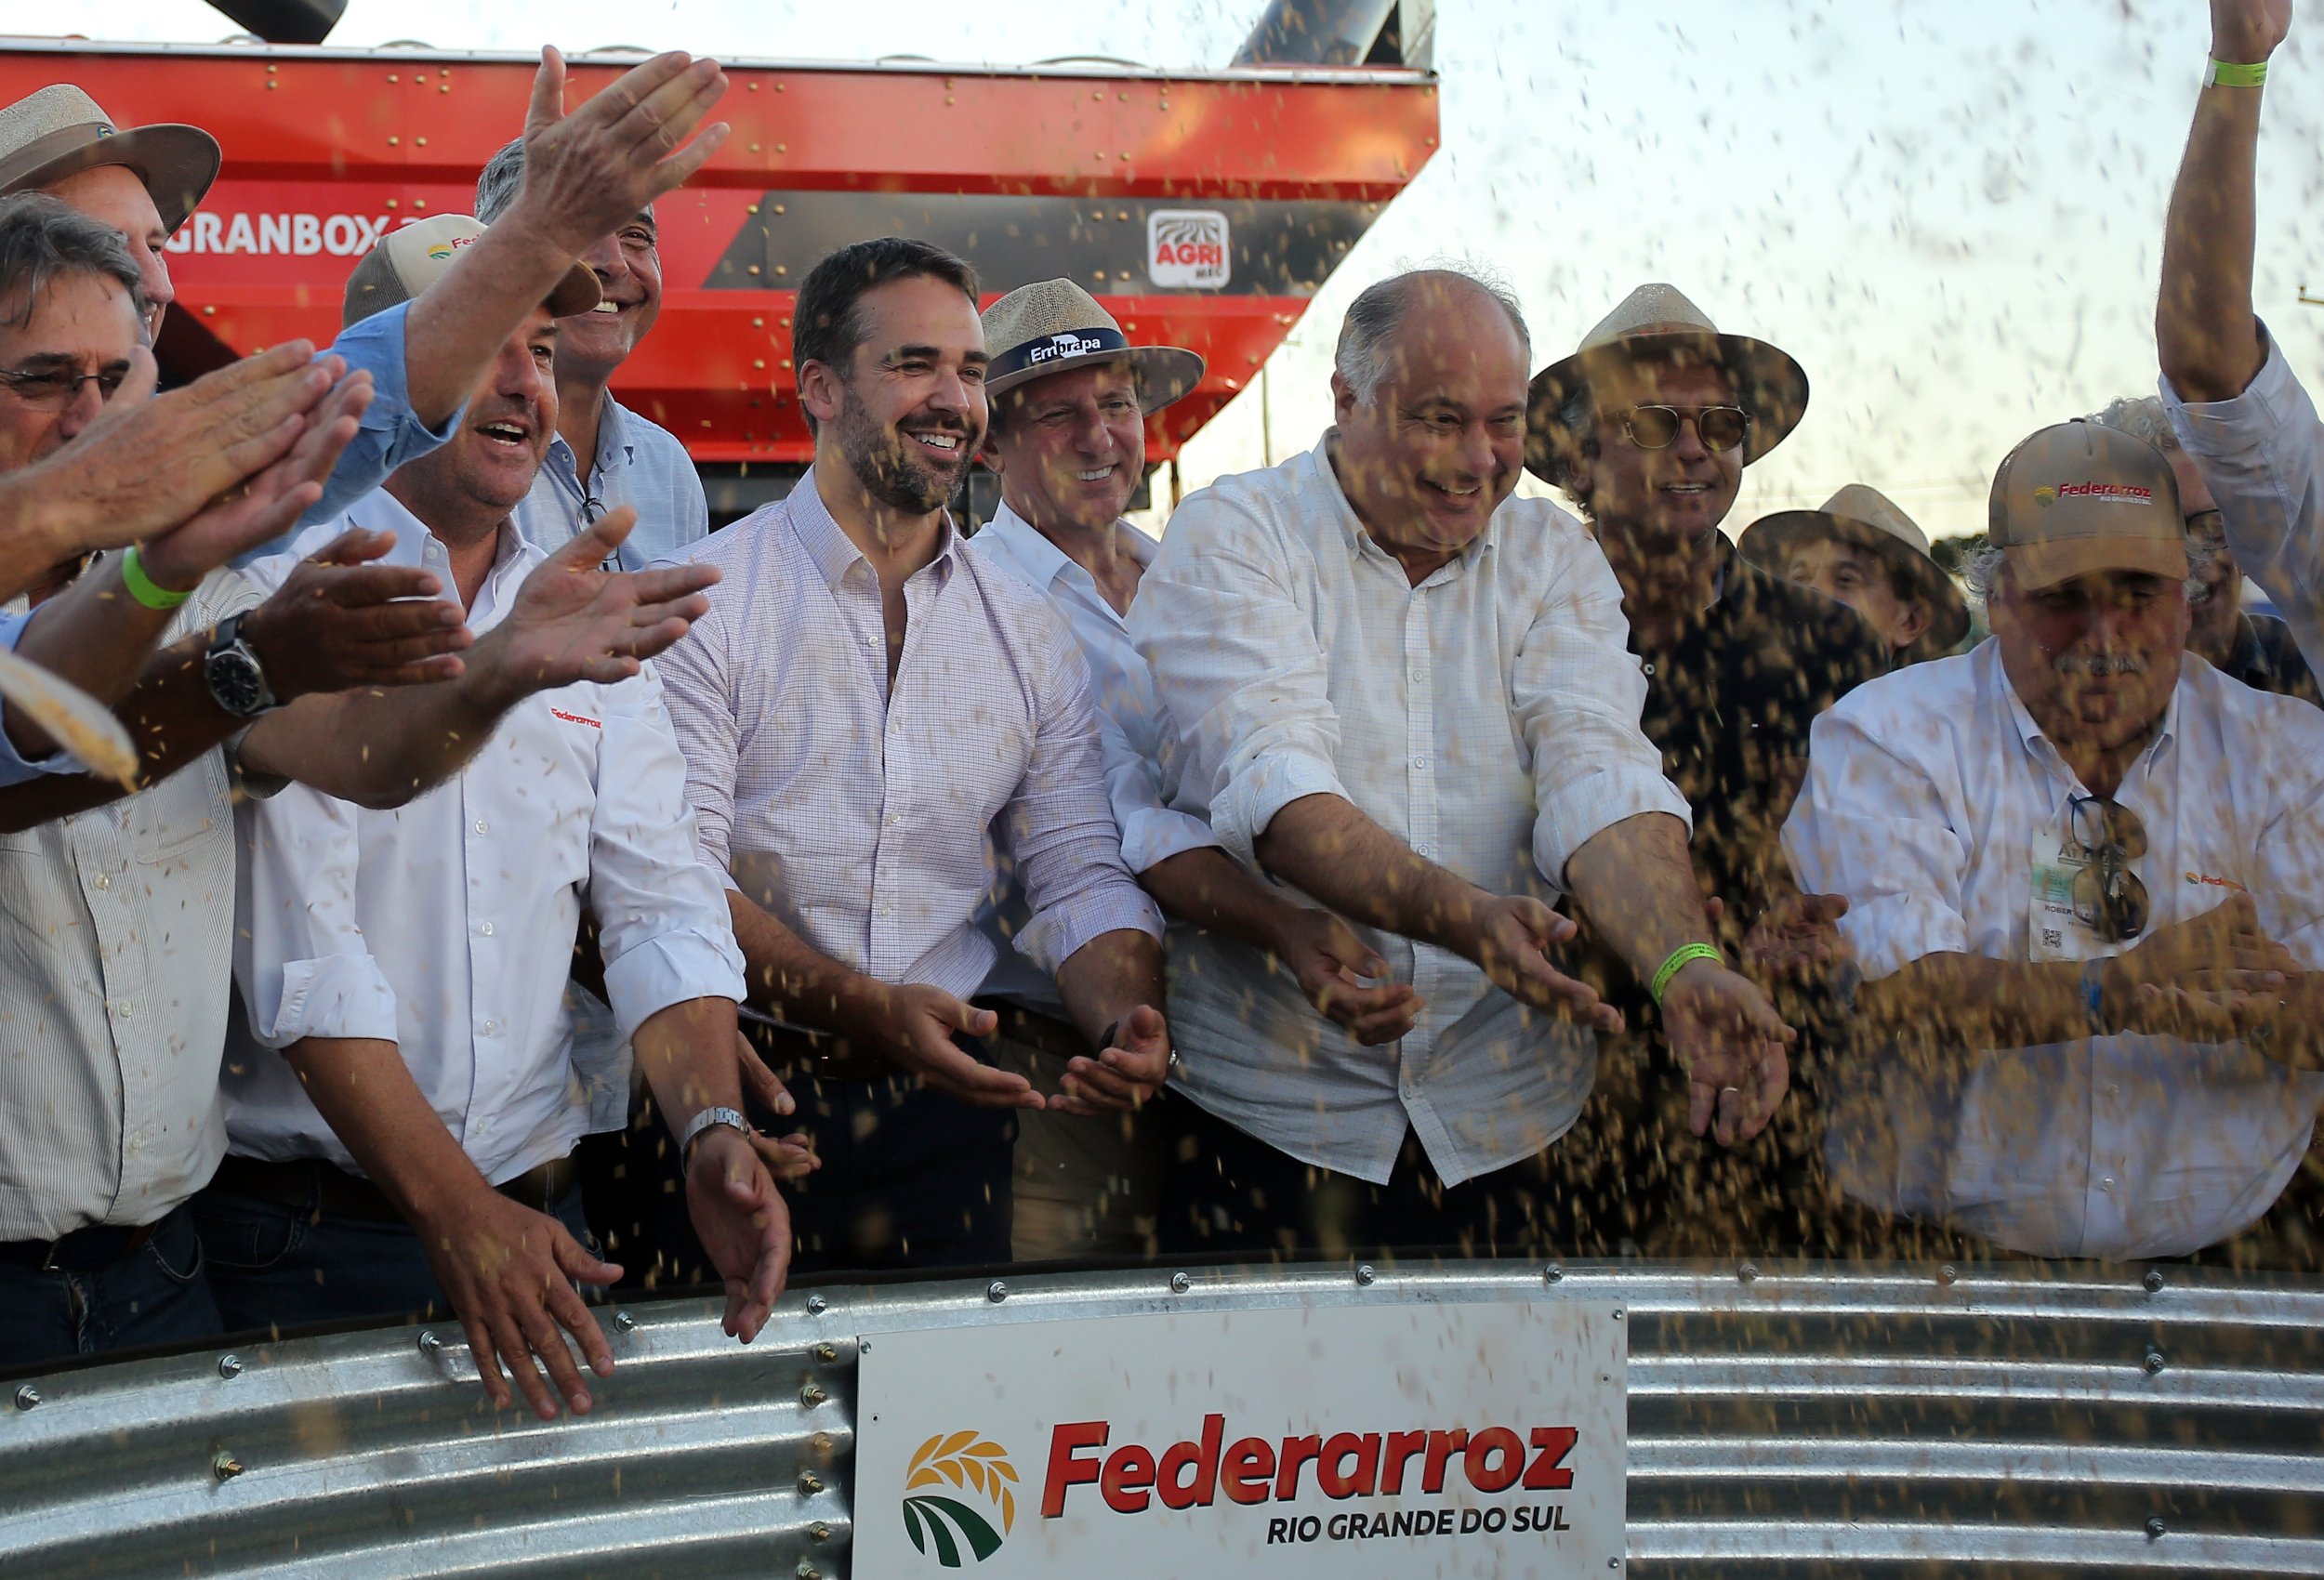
top-left (1741, 484), bottom-right (1971, 665)
top-left (1785, 417), bottom-right (2324, 1261)
top-left (1528, 283), bottom-right (1887, 1252)
top-left (970, 279), bottom-right (1419, 1259)
top-left (0, 46), bottom-right (732, 533)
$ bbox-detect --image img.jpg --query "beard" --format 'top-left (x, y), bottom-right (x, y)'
top-left (834, 382), bottom-right (969, 515)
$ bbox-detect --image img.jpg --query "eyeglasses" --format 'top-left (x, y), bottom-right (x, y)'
top-left (2184, 507), bottom-right (2226, 546)
top-left (0, 362), bottom-right (129, 410)
top-left (1622, 403), bottom-right (1750, 453)
top-left (2067, 793), bottom-right (2149, 943)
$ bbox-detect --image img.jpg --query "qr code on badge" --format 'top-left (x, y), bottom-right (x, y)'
top-left (2042, 927), bottom-right (2064, 950)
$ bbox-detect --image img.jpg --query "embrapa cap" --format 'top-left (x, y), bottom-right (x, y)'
top-left (1988, 419), bottom-right (2187, 591)
top-left (341, 213), bottom-right (598, 328)
top-left (981, 277), bottom-right (1204, 413)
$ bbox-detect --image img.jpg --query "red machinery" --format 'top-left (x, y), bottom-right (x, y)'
top-left (0, 17), bottom-right (1437, 515)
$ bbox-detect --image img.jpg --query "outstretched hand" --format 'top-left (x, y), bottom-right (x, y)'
top-left (242, 526), bottom-right (471, 698)
top-left (1659, 957), bottom-right (1795, 1146)
top-left (1275, 907), bottom-right (1422, 1045)
top-left (1462, 893), bottom-right (1622, 1034)
top-left (470, 506), bottom-right (719, 704)
top-left (684, 1127), bottom-right (791, 1343)
top-left (517, 46), bottom-right (732, 256)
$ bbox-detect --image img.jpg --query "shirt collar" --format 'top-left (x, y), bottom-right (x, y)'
top-left (981, 498), bottom-right (1153, 605)
top-left (543, 394), bottom-right (635, 479)
top-left (1986, 637), bottom-right (2184, 790)
top-left (787, 465), bottom-right (960, 593)
top-left (337, 489), bottom-right (539, 614)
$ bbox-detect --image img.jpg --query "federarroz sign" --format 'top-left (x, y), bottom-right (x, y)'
top-left (852, 1299), bottom-right (1627, 1576)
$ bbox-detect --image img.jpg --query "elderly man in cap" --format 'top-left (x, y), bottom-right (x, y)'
top-left (654, 239), bottom-right (1171, 1276)
top-left (1786, 419), bottom-right (2324, 1261)
top-left (0, 46), bottom-right (730, 533)
top-left (1527, 283), bottom-right (1887, 1251)
top-left (2091, 396), bottom-right (2316, 705)
top-left (1742, 484), bottom-right (1971, 665)
top-left (1130, 267), bottom-right (1793, 1259)
top-left (0, 206), bottom-right (725, 1370)
top-left (969, 279), bottom-right (1417, 1259)
top-left (2157, 0), bottom-right (2324, 677)
top-left (202, 213), bottom-right (787, 1420)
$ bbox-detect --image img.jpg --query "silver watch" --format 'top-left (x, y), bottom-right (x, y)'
top-left (680, 1104), bottom-right (750, 1163)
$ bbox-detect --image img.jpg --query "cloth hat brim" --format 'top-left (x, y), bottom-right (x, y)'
top-left (2006, 533), bottom-right (2189, 593)
top-left (1739, 508), bottom-right (1972, 652)
top-left (986, 342), bottom-right (1206, 416)
top-left (0, 122), bottom-right (220, 237)
top-left (1525, 328), bottom-right (1810, 483)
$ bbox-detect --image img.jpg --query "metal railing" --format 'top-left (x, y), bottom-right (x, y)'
top-left (5, 1259), bottom-right (2321, 1577)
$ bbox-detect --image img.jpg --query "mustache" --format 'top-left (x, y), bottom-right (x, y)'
top-left (2053, 651), bottom-right (2147, 677)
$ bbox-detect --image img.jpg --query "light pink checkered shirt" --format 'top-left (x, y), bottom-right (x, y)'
top-left (653, 468), bottom-right (1161, 997)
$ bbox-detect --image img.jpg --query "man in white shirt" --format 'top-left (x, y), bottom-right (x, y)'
top-left (2156, 0), bottom-right (2322, 674)
top-left (969, 279), bottom-right (1417, 1259)
top-left (1130, 268), bottom-right (1794, 1258)
top-left (1785, 419), bottom-right (2324, 1261)
top-left (655, 239), bottom-right (1173, 1275)
top-left (199, 217), bottom-right (788, 1422)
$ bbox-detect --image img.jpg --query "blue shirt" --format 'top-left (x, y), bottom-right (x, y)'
top-left (509, 393), bottom-right (708, 571)
top-left (0, 608), bottom-right (69, 788)
top-left (293, 302), bottom-right (461, 533)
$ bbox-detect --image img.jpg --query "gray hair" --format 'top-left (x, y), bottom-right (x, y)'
top-left (2086, 394), bottom-right (2180, 454)
top-left (1335, 264), bottom-right (1529, 404)
top-left (0, 192), bottom-right (147, 331)
top-left (1967, 540), bottom-right (2212, 608)
top-left (474, 137), bottom-right (657, 229)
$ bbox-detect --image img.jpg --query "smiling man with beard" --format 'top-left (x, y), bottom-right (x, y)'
top-left (652, 238), bottom-right (1170, 1274)
top-left (1784, 419), bottom-right (2324, 1262)
top-left (1129, 268), bottom-right (1792, 1260)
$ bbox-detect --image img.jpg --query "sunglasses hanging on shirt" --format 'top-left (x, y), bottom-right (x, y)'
top-left (2067, 793), bottom-right (2150, 944)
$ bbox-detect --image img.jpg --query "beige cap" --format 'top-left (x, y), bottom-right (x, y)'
top-left (981, 277), bottom-right (1204, 413)
top-left (1739, 482), bottom-right (1972, 652)
top-left (341, 213), bottom-right (598, 329)
top-left (1988, 419), bottom-right (2188, 590)
top-left (0, 85), bottom-right (218, 237)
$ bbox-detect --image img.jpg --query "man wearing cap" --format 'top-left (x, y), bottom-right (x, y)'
top-left (653, 238), bottom-right (1170, 1274)
top-left (0, 46), bottom-right (731, 532)
top-left (1785, 418), bottom-right (2324, 1260)
top-left (0, 206), bottom-right (726, 1370)
top-left (969, 279), bottom-right (1418, 1258)
top-left (1527, 283), bottom-right (1887, 1251)
top-left (201, 220), bottom-right (788, 1420)
top-left (1741, 485), bottom-right (1971, 665)
top-left (2157, 0), bottom-right (2324, 677)
top-left (1131, 268), bottom-right (1793, 1258)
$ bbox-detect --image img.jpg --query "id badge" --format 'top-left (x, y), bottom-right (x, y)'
top-left (2027, 861), bottom-right (2089, 962)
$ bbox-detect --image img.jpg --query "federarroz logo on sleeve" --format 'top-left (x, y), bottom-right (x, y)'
top-left (1148, 209), bottom-right (1232, 288)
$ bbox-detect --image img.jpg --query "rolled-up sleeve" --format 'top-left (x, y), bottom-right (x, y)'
top-left (1782, 704), bottom-right (1972, 982)
top-left (1006, 610), bottom-right (1164, 975)
top-left (585, 667), bottom-right (747, 1042)
top-left (1129, 492), bottom-right (1348, 865)
top-left (2162, 331), bottom-right (2324, 673)
top-left (0, 609), bottom-right (82, 786)
top-left (650, 590), bottom-right (742, 888)
top-left (1099, 705), bottom-right (1224, 875)
top-left (234, 781), bottom-right (398, 1045)
top-left (294, 303), bottom-right (462, 531)
top-left (1513, 542), bottom-right (1692, 889)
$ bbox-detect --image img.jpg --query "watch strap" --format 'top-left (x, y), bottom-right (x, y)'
top-left (680, 1104), bottom-right (750, 1163)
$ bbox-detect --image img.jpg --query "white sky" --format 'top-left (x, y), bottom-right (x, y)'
top-left (23, 0), bottom-right (2324, 543)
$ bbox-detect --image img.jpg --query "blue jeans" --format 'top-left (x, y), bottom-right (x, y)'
top-left (193, 1174), bottom-right (596, 1334)
top-left (0, 1204), bottom-right (223, 1370)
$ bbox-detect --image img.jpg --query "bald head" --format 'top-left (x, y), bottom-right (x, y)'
top-left (1335, 268), bottom-right (1529, 407)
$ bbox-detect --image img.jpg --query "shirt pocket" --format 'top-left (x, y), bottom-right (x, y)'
top-left (131, 750), bottom-right (232, 867)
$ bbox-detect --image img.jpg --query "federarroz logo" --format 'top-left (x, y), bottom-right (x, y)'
top-left (901, 1432), bottom-right (1019, 1567)
top-left (1028, 332), bottom-right (1104, 366)
top-left (1148, 209), bottom-right (1231, 288)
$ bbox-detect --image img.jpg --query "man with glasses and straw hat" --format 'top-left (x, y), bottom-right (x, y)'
top-left (1784, 417), bottom-right (2324, 1261)
top-left (969, 279), bottom-right (1420, 1259)
top-left (1528, 283), bottom-right (1888, 1253)
top-left (1741, 484), bottom-right (1972, 665)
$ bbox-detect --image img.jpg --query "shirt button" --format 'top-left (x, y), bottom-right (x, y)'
top-left (1413, 843), bottom-right (1432, 858)
top-left (481, 1020), bottom-right (497, 1036)
top-left (1411, 756), bottom-right (1429, 770)
top-left (2100, 1177), bottom-right (2117, 1192)
top-left (92, 874), bottom-right (111, 891)
top-left (473, 820), bottom-right (488, 835)
top-left (1643, 662), bottom-right (1657, 677)
top-left (480, 922), bottom-right (495, 937)
top-left (116, 1002), bottom-right (133, 1020)
top-left (878, 903), bottom-right (893, 918)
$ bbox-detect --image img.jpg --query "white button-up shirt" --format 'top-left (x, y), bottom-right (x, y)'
top-left (223, 498), bottom-right (746, 1187)
top-left (2163, 330), bottom-right (2324, 674)
top-left (0, 574), bottom-right (262, 1239)
top-left (653, 469), bottom-right (1160, 1001)
top-left (1129, 435), bottom-right (1690, 1187)
top-left (968, 502), bottom-right (1220, 1014)
top-left (1783, 639), bottom-right (2324, 1259)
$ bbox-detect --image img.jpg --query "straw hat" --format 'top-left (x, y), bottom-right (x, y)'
top-left (0, 85), bottom-right (219, 237)
top-left (981, 279), bottom-right (1204, 414)
top-left (1741, 483), bottom-right (1972, 652)
top-left (342, 214), bottom-right (598, 329)
top-left (1525, 283), bottom-right (1809, 483)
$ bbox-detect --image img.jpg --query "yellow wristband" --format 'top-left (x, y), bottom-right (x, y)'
top-left (119, 546), bottom-right (191, 611)
top-left (2209, 57), bottom-right (2268, 87)
top-left (1649, 941), bottom-right (1723, 1006)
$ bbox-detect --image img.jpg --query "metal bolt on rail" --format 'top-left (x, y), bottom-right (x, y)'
top-left (799, 1469), bottom-right (825, 1495)
top-left (1544, 1263), bottom-right (1564, 1284)
top-left (12, 1385), bottom-right (37, 1411)
top-left (416, 1330), bottom-right (442, 1358)
top-left (2144, 1349), bottom-right (2167, 1376)
top-left (987, 1280), bottom-right (1009, 1303)
top-left (212, 1452), bottom-right (244, 1481)
top-left (1355, 1263), bottom-right (1377, 1286)
top-left (2144, 1269), bottom-right (2167, 1294)
top-left (1170, 1271), bottom-right (1191, 1294)
top-left (1937, 1264), bottom-right (1959, 1286)
top-left (805, 1294), bottom-right (827, 1315)
top-left (800, 1382), bottom-right (828, 1408)
top-left (2146, 1515), bottom-right (2168, 1540)
top-left (810, 1522), bottom-right (833, 1543)
top-left (814, 1341), bottom-right (839, 1363)
top-left (612, 1310), bottom-right (638, 1334)
top-left (1737, 1262), bottom-right (1760, 1284)
top-left (217, 1354), bottom-right (243, 1379)
top-left (796, 1563), bottom-right (821, 1580)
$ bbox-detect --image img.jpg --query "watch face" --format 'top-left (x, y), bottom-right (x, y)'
top-left (208, 650), bottom-right (268, 717)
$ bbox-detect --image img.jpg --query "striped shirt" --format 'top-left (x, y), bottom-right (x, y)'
top-left (654, 467), bottom-right (1160, 1000)
top-left (509, 392), bottom-right (709, 572)
top-left (1129, 434), bottom-right (1689, 1187)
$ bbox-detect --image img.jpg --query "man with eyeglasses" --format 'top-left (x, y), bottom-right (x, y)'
top-left (2089, 396), bottom-right (2317, 706)
top-left (1525, 283), bottom-right (1887, 1253)
top-left (1784, 419), bottom-right (2324, 1261)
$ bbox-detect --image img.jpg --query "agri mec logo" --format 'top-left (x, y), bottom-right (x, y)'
top-left (1148, 209), bottom-right (1231, 288)
top-left (901, 1431), bottom-right (1020, 1567)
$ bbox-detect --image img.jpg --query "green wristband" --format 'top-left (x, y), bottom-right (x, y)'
top-left (119, 546), bottom-right (191, 611)
top-left (2209, 57), bottom-right (2268, 87)
top-left (1649, 941), bottom-right (1723, 1006)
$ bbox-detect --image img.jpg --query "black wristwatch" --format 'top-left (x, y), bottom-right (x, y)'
top-left (204, 612), bottom-right (279, 718)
